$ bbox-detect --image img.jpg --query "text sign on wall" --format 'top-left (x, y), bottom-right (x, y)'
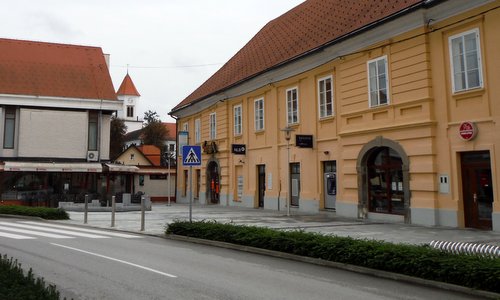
top-left (459, 122), bottom-right (477, 141)
top-left (232, 144), bottom-right (246, 155)
top-left (296, 135), bottom-right (313, 148)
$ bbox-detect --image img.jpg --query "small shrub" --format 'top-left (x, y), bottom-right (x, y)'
top-left (166, 221), bottom-right (500, 293)
top-left (0, 205), bottom-right (69, 220)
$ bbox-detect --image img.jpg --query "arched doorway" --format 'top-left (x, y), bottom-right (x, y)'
top-left (206, 160), bottom-right (220, 204)
top-left (357, 137), bottom-right (410, 222)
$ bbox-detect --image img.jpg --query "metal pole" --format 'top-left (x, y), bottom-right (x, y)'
top-left (111, 195), bottom-right (116, 227)
top-left (84, 194), bottom-right (89, 224)
top-left (189, 166), bottom-right (193, 222)
top-left (140, 196), bottom-right (145, 231)
top-left (167, 150), bottom-right (171, 206)
top-left (287, 140), bottom-right (290, 217)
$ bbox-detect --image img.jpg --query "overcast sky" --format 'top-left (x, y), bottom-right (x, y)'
top-left (0, 0), bottom-right (304, 122)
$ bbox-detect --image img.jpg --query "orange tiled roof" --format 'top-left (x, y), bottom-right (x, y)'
top-left (0, 38), bottom-right (117, 100)
top-left (172, 0), bottom-right (425, 112)
top-left (163, 122), bottom-right (176, 140)
top-left (116, 73), bottom-right (141, 96)
top-left (137, 145), bottom-right (161, 166)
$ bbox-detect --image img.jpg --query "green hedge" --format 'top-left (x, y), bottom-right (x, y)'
top-left (0, 255), bottom-right (61, 300)
top-left (0, 205), bottom-right (69, 220)
top-left (166, 221), bottom-right (500, 293)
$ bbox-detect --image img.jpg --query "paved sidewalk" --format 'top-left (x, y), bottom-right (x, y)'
top-left (56, 203), bottom-right (500, 247)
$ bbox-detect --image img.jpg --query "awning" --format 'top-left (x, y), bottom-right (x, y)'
top-left (104, 163), bottom-right (139, 173)
top-left (2, 161), bottom-right (102, 172)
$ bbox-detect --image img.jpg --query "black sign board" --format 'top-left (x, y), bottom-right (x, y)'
top-left (296, 135), bottom-right (313, 148)
top-left (232, 144), bottom-right (246, 155)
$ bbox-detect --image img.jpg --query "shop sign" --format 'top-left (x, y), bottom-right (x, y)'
top-left (296, 134), bottom-right (313, 148)
top-left (459, 121), bottom-right (477, 141)
top-left (232, 144), bottom-right (246, 155)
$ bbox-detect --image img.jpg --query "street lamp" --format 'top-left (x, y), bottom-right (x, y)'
top-left (281, 126), bottom-right (295, 216)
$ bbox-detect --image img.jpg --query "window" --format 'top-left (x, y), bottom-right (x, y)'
top-left (183, 122), bottom-right (188, 132)
top-left (449, 29), bottom-right (483, 92)
top-left (209, 113), bottom-right (216, 140)
top-left (3, 108), bottom-right (15, 149)
top-left (318, 76), bottom-right (334, 118)
top-left (234, 105), bottom-right (242, 136)
top-left (367, 56), bottom-right (389, 107)
top-left (126, 106), bottom-right (134, 118)
top-left (195, 118), bottom-right (201, 143)
top-left (88, 111), bottom-right (98, 151)
top-left (286, 87), bottom-right (299, 125)
top-left (254, 98), bottom-right (264, 131)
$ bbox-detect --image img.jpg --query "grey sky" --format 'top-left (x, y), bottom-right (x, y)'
top-left (0, 1), bottom-right (304, 122)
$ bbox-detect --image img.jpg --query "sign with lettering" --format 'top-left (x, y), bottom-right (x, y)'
top-left (232, 144), bottom-right (246, 155)
top-left (296, 135), bottom-right (313, 148)
top-left (459, 121), bottom-right (477, 141)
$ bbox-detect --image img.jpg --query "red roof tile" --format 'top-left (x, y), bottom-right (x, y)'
top-left (116, 73), bottom-right (141, 96)
top-left (137, 145), bottom-right (161, 166)
top-left (172, 0), bottom-right (425, 112)
top-left (0, 38), bottom-right (117, 100)
top-left (162, 122), bottom-right (176, 140)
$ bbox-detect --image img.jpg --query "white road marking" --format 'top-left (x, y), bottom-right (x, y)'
top-left (0, 222), bottom-right (107, 239)
top-left (0, 226), bottom-right (73, 239)
top-left (0, 231), bottom-right (36, 239)
top-left (51, 243), bottom-right (177, 278)
top-left (20, 221), bottom-right (141, 238)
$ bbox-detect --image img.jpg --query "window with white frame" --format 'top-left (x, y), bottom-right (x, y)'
top-left (3, 108), bottom-right (16, 149)
top-left (367, 56), bottom-right (389, 107)
top-left (254, 98), bottom-right (264, 131)
top-left (183, 122), bottom-right (188, 132)
top-left (318, 76), bottom-right (334, 118)
top-left (195, 118), bottom-right (201, 143)
top-left (286, 87), bottom-right (299, 125)
top-left (209, 112), bottom-right (216, 140)
top-left (449, 29), bottom-right (483, 93)
top-left (234, 105), bottom-right (242, 136)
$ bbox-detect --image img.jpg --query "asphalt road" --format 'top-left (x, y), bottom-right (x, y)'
top-left (0, 218), bottom-right (484, 300)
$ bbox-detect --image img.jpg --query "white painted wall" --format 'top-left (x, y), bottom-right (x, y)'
top-left (18, 108), bottom-right (87, 158)
top-left (134, 172), bottom-right (176, 199)
top-left (100, 113), bottom-right (111, 160)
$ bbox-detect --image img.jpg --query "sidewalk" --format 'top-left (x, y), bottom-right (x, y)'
top-left (57, 203), bottom-right (500, 247)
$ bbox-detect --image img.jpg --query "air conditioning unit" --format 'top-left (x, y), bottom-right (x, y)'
top-left (87, 151), bottom-right (99, 162)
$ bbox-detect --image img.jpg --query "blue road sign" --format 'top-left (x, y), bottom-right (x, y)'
top-left (182, 145), bottom-right (202, 166)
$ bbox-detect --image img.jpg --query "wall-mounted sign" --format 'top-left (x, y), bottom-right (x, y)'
top-left (296, 134), bottom-right (313, 148)
top-left (459, 121), bottom-right (477, 141)
top-left (232, 144), bottom-right (246, 155)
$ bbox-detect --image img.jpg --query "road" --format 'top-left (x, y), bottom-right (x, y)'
top-left (0, 218), bottom-right (484, 300)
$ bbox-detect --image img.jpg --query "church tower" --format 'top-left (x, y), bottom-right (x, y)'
top-left (116, 73), bottom-right (143, 133)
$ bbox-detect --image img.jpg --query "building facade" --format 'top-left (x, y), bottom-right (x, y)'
top-left (170, 0), bottom-right (500, 231)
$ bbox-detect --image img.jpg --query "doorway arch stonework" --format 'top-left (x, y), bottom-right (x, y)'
top-left (356, 136), bottom-right (411, 223)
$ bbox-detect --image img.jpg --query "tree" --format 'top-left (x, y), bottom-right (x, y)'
top-left (141, 112), bottom-right (168, 151)
top-left (109, 116), bottom-right (127, 160)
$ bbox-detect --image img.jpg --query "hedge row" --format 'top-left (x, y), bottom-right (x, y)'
top-left (166, 221), bottom-right (500, 293)
top-left (0, 255), bottom-right (61, 300)
top-left (0, 205), bottom-right (69, 220)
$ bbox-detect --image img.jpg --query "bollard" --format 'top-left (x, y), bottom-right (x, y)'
top-left (111, 196), bottom-right (116, 227)
top-left (140, 196), bottom-right (145, 231)
top-left (84, 194), bottom-right (89, 224)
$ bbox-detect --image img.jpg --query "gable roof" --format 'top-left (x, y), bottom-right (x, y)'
top-left (0, 38), bottom-right (117, 101)
top-left (116, 73), bottom-right (141, 96)
top-left (137, 145), bottom-right (161, 166)
top-left (171, 0), bottom-right (426, 112)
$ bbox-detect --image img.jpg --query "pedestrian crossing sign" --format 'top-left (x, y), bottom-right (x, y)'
top-left (182, 145), bottom-right (202, 166)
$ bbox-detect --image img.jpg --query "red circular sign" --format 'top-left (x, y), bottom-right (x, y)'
top-left (459, 121), bottom-right (477, 141)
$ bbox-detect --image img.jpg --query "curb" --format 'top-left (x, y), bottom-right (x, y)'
top-left (166, 234), bottom-right (500, 300)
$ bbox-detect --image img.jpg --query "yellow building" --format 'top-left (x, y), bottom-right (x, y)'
top-left (170, 0), bottom-right (500, 231)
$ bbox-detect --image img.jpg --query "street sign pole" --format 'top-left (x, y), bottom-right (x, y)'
top-left (182, 145), bottom-right (202, 223)
top-left (189, 166), bottom-right (193, 222)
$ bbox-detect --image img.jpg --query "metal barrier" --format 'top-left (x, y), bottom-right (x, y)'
top-left (430, 240), bottom-right (500, 259)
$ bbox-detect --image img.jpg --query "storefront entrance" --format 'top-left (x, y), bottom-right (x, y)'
top-left (207, 161), bottom-right (220, 204)
top-left (461, 151), bottom-right (493, 230)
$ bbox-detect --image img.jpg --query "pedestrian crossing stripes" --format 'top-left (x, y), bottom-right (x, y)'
top-left (0, 221), bottom-right (141, 240)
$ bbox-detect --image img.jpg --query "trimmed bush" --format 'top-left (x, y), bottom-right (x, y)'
top-left (0, 205), bottom-right (69, 220)
top-left (166, 220), bottom-right (500, 293)
top-left (0, 255), bottom-right (61, 299)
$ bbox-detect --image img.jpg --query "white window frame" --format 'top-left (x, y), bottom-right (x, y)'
top-left (182, 122), bottom-right (188, 132)
top-left (449, 28), bottom-right (483, 93)
top-left (209, 112), bottom-right (216, 140)
top-left (367, 56), bottom-right (390, 108)
top-left (286, 87), bottom-right (299, 125)
top-left (194, 118), bottom-right (201, 144)
top-left (233, 104), bottom-right (242, 136)
top-left (318, 75), bottom-right (334, 118)
top-left (254, 97), bottom-right (265, 131)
